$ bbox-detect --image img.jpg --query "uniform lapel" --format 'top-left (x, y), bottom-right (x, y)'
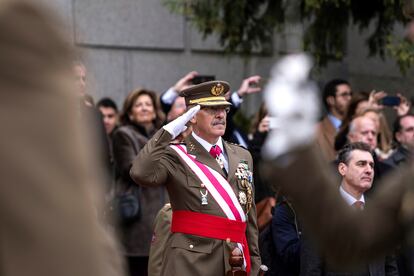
top-left (185, 134), bottom-right (226, 177)
top-left (223, 141), bottom-right (237, 181)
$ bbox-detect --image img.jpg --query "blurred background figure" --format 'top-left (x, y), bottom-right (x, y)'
top-left (385, 114), bottom-right (414, 167)
top-left (316, 79), bottom-right (352, 161)
top-left (112, 89), bottom-right (167, 276)
top-left (384, 113), bottom-right (414, 275)
top-left (97, 97), bottom-right (120, 137)
top-left (345, 115), bottom-right (392, 196)
top-left (223, 75), bottom-right (262, 149)
top-left (71, 60), bottom-right (112, 193)
top-left (160, 71), bottom-right (198, 116)
top-left (271, 196), bottom-right (302, 276)
top-left (73, 60), bottom-right (87, 96)
top-left (360, 108), bottom-right (393, 159)
top-left (97, 97), bottom-right (119, 186)
top-left (166, 96), bottom-right (186, 122)
top-left (0, 0), bottom-right (124, 275)
top-left (249, 103), bottom-right (275, 204)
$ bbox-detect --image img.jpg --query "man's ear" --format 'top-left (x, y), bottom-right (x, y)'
top-left (190, 116), bottom-right (197, 124)
top-left (338, 162), bottom-right (347, 176)
top-left (395, 131), bottom-right (402, 143)
top-left (326, 95), bottom-right (335, 107)
top-left (347, 132), bottom-right (353, 143)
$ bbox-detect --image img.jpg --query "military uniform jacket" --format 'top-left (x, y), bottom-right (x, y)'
top-left (130, 129), bottom-right (261, 276)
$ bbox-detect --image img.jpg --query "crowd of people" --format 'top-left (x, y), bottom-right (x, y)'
top-left (76, 51), bottom-right (414, 276)
top-left (76, 64), bottom-right (268, 275)
top-left (5, 1), bottom-right (414, 276)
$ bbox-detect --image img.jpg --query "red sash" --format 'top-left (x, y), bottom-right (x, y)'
top-left (171, 210), bottom-right (251, 274)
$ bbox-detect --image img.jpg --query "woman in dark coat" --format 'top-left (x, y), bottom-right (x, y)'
top-left (112, 88), bottom-right (167, 276)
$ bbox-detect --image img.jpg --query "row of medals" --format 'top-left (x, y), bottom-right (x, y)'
top-left (199, 161), bottom-right (252, 214)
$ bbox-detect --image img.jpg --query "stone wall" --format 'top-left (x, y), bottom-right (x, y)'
top-left (51, 0), bottom-right (413, 119)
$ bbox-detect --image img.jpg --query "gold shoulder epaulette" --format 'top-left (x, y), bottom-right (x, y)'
top-left (226, 141), bottom-right (247, 149)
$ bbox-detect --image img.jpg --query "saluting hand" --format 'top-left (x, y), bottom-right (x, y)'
top-left (163, 105), bottom-right (200, 139)
top-left (263, 53), bottom-right (319, 159)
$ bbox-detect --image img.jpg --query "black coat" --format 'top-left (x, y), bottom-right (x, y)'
top-left (300, 236), bottom-right (399, 276)
top-left (384, 146), bottom-right (411, 168)
top-left (271, 199), bottom-right (302, 276)
top-left (112, 124), bottom-right (167, 256)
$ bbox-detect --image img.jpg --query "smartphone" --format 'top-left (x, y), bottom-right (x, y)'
top-left (192, 75), bottom-right (215, 85)
top-left (249, 78), bottom-right (268, 88)
top-left (380, 96), bottom-right (401, 106)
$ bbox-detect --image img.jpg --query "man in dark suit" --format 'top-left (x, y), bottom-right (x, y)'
top-left (130, 81), bottom-right (261, 275)
top-left (261, 53), bottom-right (412, 269)
top-left (300, 143), bottom-right (398, 276)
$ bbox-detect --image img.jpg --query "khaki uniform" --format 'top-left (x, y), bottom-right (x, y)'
top-left (130, 129), bottom-right (261, 276)
top-left (263, 143), bottom-right (412, 266)
top-left (0, 1), bottom-right (124, 275)
top-left (148, 203), bottom-right (172, 276)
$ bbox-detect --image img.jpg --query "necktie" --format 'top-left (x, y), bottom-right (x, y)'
top-left (209, 145), bottom-right (222, 158)
top-left (352, 201), bottom-right (364, 210)
top-left (209, 145), bottom-right (224, 170)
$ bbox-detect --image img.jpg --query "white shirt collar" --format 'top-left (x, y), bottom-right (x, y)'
top-left (339, 185), bottom-right (365, 206)
top-left (327, 113), bottom-right (342, 131)
top-left (191, 131), bottom-right (224, 154)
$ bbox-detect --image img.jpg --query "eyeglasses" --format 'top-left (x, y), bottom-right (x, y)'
top-left (201, 106), bottom-right (231, 115)
top-left (336, 91), bottom-right (353, 98)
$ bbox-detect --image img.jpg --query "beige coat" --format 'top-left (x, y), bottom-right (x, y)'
top-left (0, 1), bottom-right (124, 275)
top-left (315, 116), bottom-right (337, 161)
top-left (148, 203), bottom-right (172, 276)
top-left (130, 129), bottom-right (261, 276)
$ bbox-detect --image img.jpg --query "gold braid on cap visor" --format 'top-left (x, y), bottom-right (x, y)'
top-left (188, 96), bottom-right (226, 104)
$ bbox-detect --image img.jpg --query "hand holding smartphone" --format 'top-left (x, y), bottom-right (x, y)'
top-left (380, 96), bottom-right (401, 106)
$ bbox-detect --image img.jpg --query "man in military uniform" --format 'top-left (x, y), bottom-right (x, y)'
top-left (260, 53), bottom-right (414, 268)
top-left (130, 81), bottom-right (261, 275)
top-left (148, 203), bottom-right (172, 276)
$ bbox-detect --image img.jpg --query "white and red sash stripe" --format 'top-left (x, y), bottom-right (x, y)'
top-left (170, 144), bottom-right (246, 222)
top-left (170, 144), bottom-right (249, 270)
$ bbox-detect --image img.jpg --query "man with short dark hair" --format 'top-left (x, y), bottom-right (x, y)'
top-left (316, 79), bottom-right (352, 160)
top-left (97, 97), bottom-right (119, 136)
top-left (301, 142), bottom-right (398, 276)
top-left (260, 53), bottom-right (408, 269)
top-left (337, 142), bottom-right (374, 199)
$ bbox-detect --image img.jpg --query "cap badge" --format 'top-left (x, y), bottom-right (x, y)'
top-left (211, 83), bottom-right (224, 96)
